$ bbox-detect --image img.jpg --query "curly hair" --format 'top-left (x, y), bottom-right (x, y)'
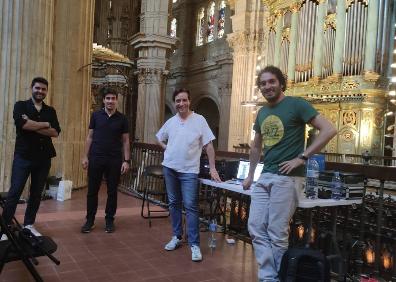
top-left (256, 66), bottom-right (287, 92)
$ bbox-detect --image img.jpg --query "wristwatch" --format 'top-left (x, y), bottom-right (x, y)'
top-left (298, 153), bottom-right (308, 161)
top-left (123, 159), bottom-right (131, 165)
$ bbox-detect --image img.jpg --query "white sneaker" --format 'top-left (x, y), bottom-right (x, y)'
top-left (164, 236), bottom-right (182, 251)
top-left (191, 245), bottom-right (202, 262)
top-left (23, 225), bottom-right (42, 236)
top-left (0, 234), bottom-right (8, 241)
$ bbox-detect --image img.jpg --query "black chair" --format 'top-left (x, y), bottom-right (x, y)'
top-left (140, 165), bottom-right (169, 227)
top-left (0, 193), bottom-right (60, 282)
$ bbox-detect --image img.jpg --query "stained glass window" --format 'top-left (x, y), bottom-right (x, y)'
top-left (173, 0), bottom-right (177, 3)
top-left (207, 2), bottom-right (215, 42)
top-left (170, 18), bottom-right (177, 38)
top-left (197, 7), bottom-right (205, 46)
top-left (217, 1), bottom-right (226, 38)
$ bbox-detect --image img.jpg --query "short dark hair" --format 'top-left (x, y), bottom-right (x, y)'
top-left (31, 77), bottom-right (48, 88)
top-left (256, 66), bottom-right (287, 92)
top-left (172, 88), bottom-right (191, 101)
top-left (100, 87), bottom-right (118, 99)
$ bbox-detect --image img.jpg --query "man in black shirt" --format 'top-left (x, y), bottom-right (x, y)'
top-left (81, 87), bottom-right (130, 233)
top-left (2, 77), bottom-right (61, 238)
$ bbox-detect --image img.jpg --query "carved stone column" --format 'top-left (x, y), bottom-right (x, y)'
top-left (216, 61), bottom-right (233, 151)
top-left (332, 0), bottom-right (346, 77)
top-left (0, 0), bottom-right (54, 191)
top-left (135, 69), bottom-right (168, 143)
top-left (227, 32), bottom-right (262, 150)
top-left (130, 0), bottom-right (176, 144)
top-left (50, 0), bottom-right (95, 188)
top-left (0, 0), bottom-right (94, 190)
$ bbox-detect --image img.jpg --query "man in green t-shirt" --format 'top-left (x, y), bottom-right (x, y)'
top-left (242, 66), bottom-right (336, 282)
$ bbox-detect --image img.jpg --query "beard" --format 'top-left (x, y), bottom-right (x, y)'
top-left (32, 92), bottom-right (45, 102)
top-left (262, 88), bottom-right (281, 103)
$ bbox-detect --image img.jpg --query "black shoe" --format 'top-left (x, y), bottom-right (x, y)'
top-left (105, 220), bottom-right (115, 233)
top-left (81, 221), bottom-right (95, 233)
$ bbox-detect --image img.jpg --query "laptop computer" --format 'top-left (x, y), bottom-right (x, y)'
top-left (226, 160), bottom-right (264, 184)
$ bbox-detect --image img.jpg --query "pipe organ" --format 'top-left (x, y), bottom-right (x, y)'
top-left (343, 0), bottom-right (367, 76)
top-left (261, 0), bottom-right (395, 156)
top-left (295, 0), bottom-right (317, 83)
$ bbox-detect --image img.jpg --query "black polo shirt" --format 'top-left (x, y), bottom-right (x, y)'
top-left (89, 109), bottom-right (129, 159)
top-left (14, 99), bottom-right (61, 160)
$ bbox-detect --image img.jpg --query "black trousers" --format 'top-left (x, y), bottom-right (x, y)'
top-left (86, 157), bottom-right (122, 222)
top-left (2, 154), bottom-right (51, 226)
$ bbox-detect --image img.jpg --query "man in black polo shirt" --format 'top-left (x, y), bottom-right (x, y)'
top-left (81, 87), bottom-right (130, 233)
top-left (2, 77), bottom-right (61, 238)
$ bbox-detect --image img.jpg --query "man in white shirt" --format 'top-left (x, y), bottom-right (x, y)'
top-left (156, 88), bottom-right (221, 262)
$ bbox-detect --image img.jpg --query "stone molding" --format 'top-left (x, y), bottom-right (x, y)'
top-left (135, 68), bottom-right (169, 84)
top-left (227, 31), bottom-right (266, 53)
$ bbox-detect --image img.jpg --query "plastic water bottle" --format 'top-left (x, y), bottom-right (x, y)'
top-left (208, 219), bottom-right (217, 249)
top-left (331, 171), bottom-right (343, 200)
top-left (305, 158), bottom-right (319, 199)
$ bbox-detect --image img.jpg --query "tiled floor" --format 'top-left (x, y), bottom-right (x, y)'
top-left (1, 188), bottom-right (257, 282)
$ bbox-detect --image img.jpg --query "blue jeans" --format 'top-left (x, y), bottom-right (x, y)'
top-left (2, 154), bottom-right (51, 226)
top-left (248, 173), bottom-right (303, 282)
top-left (163, 166), bottom-right (200, 246)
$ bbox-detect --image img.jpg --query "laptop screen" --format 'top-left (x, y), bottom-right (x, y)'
top-left (236, 161), bottom-right (264, 182)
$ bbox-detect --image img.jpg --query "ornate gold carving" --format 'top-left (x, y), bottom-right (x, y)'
top-left (309, 76), bottom-right (321, 85)
top-left (342, 80), bottom-right (360, 90)
top-left (341, 129), bottom-right (355, 141)
top-left (343, 111), bottom-right (357, 126)
top-left (282, 28), bottom-right (290, 41)
top-left (274, 9), bottom-right (285, 18)
top-left (295, 62), bottom-right (312, 72)
top-left (363, 71), bottom-right (380, 82)
top-left (324, 13), bottom-right (336, 31)
top-left (327, 73), bottom-right (342, 82)
top-left (92, 43), bottom-right (132, 63)
top-left (267, 15), bottom-right (277, 30)
top-left (346, 0), bottom-right (368, 9)
top-left (290, 2), bottom-right (302, 13)
top-left (374, 111), bottom-right (384, 128)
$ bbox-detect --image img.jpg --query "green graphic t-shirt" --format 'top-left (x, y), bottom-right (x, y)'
top-left (254, 96), bottom-right (318, 176)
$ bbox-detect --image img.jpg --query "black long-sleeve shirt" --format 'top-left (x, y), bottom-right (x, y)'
top-left (13, 99), bottom-right (61, 160)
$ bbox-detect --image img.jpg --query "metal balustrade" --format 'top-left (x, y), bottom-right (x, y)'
top-left (120, 142), bottom-right (396, 281)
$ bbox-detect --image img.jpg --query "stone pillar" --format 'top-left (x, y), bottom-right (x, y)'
top-left (0, 0), bottom-right (94, 190)
top-left (287, 4), bottom-right (300, 83)
top-left (227, 32), bottom-right (260, 150)
top-left (131, 0), bottom-right (177, 144)
top-left (312, 0), bottom-right (327, 79)
top-left (273, 11), bottom-right (284, 67)
top-left (364, 0), bottom-right (379, 73)
top-left (216, 62), bottom-right (233, 151)
top-left (332, 0), bottom-right (346, 76)
top-left (0, 0), bottom-right (54, 192)
top-left (50, 0), bottom-right (95, 188)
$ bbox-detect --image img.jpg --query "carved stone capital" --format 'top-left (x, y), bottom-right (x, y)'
top-left (135, 68), bottom-right (168, 84)
top-left (227, 31), bottom-right (266, 53)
